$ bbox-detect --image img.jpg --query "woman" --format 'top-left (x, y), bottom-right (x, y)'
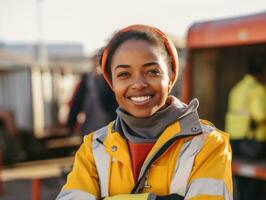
top-left (56, 24), bottom-right (232, 200)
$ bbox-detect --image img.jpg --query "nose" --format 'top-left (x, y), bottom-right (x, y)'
top-left (131, 74), bottom-right (148, 90)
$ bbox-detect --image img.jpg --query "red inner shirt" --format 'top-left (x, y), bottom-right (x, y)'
top-left (128, 141), bottom-right (154, 181)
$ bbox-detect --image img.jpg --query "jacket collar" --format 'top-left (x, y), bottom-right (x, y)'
top-left (112, 97), bottom-right (201, 139)
top-left (102, 98), bottom-right (202, 169)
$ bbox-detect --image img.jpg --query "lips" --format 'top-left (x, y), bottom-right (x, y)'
top-left (128, 95), bottom-right (153, 105)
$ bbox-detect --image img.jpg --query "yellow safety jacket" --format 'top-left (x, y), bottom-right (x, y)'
top-left (57, 116), bottom-right (233, 200)
top-left (225, 74), bottom-right (266, 141)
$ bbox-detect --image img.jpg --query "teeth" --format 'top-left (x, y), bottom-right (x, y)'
top-left (130, 96), bottom-right (151, 102)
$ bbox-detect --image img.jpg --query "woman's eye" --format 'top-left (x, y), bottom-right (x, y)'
top-left (117, 72), bottom-right (129, 78)
top-left (147, 69), bottom-right (161, 75)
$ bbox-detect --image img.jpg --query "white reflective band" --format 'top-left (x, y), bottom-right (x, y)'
top-left (185, 178), bottom-right (233, 200)
top-left (201, 124), bottom-right (215, 134)
top-left (170, 133), bottom-right (208, 196)
top-left (92, 126), bottom-right (110, 198)
top-left (56, 189), bottom-right (96, 200)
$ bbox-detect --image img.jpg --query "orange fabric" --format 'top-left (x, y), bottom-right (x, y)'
top-left (128, 141), bottom-right (154, 181)
top-left (101, 24), bottom-right (179, 89)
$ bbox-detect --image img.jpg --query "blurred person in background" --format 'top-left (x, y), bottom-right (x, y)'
top-left (0, 111), bottom-right (23, 164)
top-left (57, 24), bottom-right (232, 200)
top-left (67, 54), bottom-right (118, 136)
top-left (225, 58), bottom-right (266, 200)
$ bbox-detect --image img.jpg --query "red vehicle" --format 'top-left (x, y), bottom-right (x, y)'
top-left (182, 11), bottom-right (266, 129)
top-left (181, 12), bottom-right (266, 181)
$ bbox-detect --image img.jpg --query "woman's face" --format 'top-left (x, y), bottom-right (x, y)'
top-left (111, 39), bottom-right (173, 118)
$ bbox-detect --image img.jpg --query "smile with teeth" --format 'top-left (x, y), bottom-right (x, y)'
top-left (129, 95), bottom-right (152, 105)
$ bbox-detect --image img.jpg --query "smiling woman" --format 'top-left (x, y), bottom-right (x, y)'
top-left (111, 39), bottom-right (173, 118)
top-left (56, 25), bottom-right (233, 200)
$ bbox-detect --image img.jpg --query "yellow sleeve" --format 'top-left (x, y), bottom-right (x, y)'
top-left (248, 86), bottom-right (266, 122)
top-left (63, 133), bottom-right (100, 198)
top-left (187, 130), bottom-right (233, 200)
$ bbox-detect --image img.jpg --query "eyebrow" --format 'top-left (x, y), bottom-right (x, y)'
top-left (142, 61), bottom-right (160, 67)
top-left (114, 64), bottom-right (130, 70)
top-left (115, 62), bottom-right (160, 70)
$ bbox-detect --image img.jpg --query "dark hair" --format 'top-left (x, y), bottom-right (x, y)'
top-left (100, 29), bottom-right (173, 80)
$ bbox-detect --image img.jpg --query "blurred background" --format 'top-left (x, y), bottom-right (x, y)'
top-left (0, 0), bottom-right (266, 199)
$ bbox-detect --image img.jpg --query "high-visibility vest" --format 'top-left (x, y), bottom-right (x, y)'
top-left (226, 74), bottom-right (266, 141)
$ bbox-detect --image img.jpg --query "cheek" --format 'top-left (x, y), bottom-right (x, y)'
top-left (112, 84), bottom-right (126, 104)
top-left (158, 76), bottom-right (171, 93)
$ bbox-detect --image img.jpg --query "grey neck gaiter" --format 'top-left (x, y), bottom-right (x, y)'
top-left (113, 96), bottom-right (195, 143)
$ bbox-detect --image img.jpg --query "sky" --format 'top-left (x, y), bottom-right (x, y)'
top-left (0, 0), bottom-right (266, 55)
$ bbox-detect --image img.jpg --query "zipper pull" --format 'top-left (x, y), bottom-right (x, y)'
top-left (143, 176), bottom-right (152, 189)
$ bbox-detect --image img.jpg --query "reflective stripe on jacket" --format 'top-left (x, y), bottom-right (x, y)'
top-left (57, 119), bottom-right (232, 200)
